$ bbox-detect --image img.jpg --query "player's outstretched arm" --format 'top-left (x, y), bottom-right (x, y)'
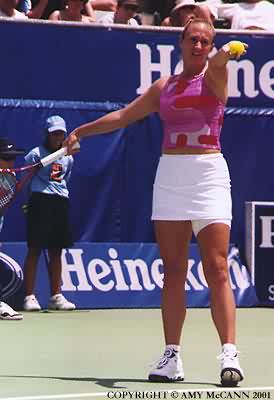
top-left (64, 78), bottom-right (166, 154)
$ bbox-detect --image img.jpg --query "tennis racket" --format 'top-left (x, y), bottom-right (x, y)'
top-left (0, 143), bottom-right (79, 214)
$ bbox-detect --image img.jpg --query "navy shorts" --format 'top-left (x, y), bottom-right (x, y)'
top-left (26, 192), bottom-right (73, 249)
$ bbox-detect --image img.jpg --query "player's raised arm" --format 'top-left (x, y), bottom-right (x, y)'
top-left (206, 40), bottom-right (248, 104)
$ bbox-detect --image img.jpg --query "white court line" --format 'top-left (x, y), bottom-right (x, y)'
top-left (1, 387), bottom-right (274, 400)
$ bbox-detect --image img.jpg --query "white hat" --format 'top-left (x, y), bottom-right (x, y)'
top-left (46, 115), bottom-right (67, 134)
top-left (199, 1), bottom-right (218, 19)
top-left (171, 0), bottom-right (197, 14)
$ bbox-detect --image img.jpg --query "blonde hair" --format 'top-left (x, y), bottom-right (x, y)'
top-left (180, 18), bottom-right (216, 42)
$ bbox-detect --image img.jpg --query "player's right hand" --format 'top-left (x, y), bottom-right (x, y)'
top-left (63, 131), bottom-right (81, 156)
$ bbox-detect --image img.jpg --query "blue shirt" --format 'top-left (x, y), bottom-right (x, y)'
top-left (25, 145), bottom-right (73, 198)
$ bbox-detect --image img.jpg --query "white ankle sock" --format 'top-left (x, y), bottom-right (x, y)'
top-left (223, 343), bottom-right (237, 352)
top-left (166, 344), bottom-right (180, 352)
top-left (50, 294), bottom-right (60, 300)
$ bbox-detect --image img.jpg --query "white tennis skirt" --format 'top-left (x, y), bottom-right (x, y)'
top-left (151, 153), bottom-right (232, 221)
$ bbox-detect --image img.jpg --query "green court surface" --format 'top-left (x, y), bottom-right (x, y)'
top-left (0, 309), bottom-right (273, 400)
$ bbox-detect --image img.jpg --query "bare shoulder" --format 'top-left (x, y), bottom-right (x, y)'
top-left (144, 76), bottom-right (170, 108)
top-left (147, 76), bottom-right (170, 100)
top-left (152, 76), bottom-right (170, 91)
top-left (49, 10), bottom-right (60, 20)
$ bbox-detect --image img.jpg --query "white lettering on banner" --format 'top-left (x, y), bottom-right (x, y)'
top-left (108, 248), bottom-right (130, 290)
top-left (228, 60), bottom-right (259, 98)
top-left (185, 259), bottom-right (204, 291)
top-left (60, 246), bottom-right (252, 292)
top-left (229, 258), bottom-right (250, 290)
top-left (268, 284), bottom-right (274, 301)
top-left (61, 249), bottom-right (92, 291)
top-left (197, 261), bottom-right (208, 288)
top-left (150, 258), bottom-right (164, 288)
top-left (87, 259), bottom-right (114, 291)
top-left (136, 44), bottom-right (174, 95)
top-left (123, 259), bottom-right (156, 290)
top-left (259, 216), bottom-right (274, 248)
top-left (259, 61), bottom-right (274, 98)
top-left (191, 258), bottom-right (250, 290)
top-left (136, 43), bottom-right (274, 99)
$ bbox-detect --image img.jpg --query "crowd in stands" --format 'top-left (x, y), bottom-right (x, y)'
top-left (0, 0), bottom-right (274, 30)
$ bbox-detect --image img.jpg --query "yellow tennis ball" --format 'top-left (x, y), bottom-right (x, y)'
top-left (228, 41), bottom-right (245, 56)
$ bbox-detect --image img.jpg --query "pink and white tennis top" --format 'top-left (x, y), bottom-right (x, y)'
top-left (159, 72), bottom-right (225, 150)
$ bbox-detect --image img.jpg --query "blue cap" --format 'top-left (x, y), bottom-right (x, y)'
top-left (46, 115), bottom-right (67, 134)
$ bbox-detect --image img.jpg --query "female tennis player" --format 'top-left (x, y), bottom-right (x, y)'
top-left (64, 19), bottom-right (247, 387)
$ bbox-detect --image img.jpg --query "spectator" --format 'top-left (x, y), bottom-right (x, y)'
top-left (0, 0), bottom-right (28, 18)
top-left (25, 0), bottom-right (66, 19)
top-left (89, 0), bottom-right (116, 11)
top-left (196, 1), bottom-right (218, 24)
top-left (99, 0), bottom-right (139, 25)
top-left (23, 116), bottom-right (76, 312)
top-left (164, 0), bottom-right (197, 27)
top-left (0, 137), bottom-right (25, 321)
top-left (162, 0), bottom-right (216, 27)
top-left (0, 301), bottom-right (23, 320)
top-left (17, 0), bottom-right (48, 18)
top-left (82, 0), bottom-right (96, 19)
top-left (49, 0), bottom-right (95, 22)
top-left (161, 16), bottom-right (172, 26)
top-left (218, 0), bottom-right (274, 31)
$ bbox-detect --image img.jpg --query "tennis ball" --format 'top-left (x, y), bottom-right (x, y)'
top-left (228, 41), bottom-right (245, 56)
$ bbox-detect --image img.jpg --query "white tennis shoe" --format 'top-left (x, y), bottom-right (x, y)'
top-left (48, 294), bottom-right (76, 310)
top-left (23, 294), bottom-right (41, 311)
top-left (148, 348), bottom-right (184, 382)
top-left (0, 301), bottom-right (23, 320)
top-left (218, 344), bottom-right (244, 387)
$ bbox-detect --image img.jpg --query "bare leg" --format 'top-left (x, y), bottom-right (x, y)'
top-left (24, 247), bottom-right (41, 295)
top-left (47, 248), bottom-right (62, 296)
top-left (197, 223), bottom-right (244, 386)
top-left (197, 223), bottom-right (235, 344)
top-left (154, 220), bottom-right (192, 345)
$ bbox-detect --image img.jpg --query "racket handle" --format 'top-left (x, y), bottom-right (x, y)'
top-left (40, 143), bottom-right (80, 168)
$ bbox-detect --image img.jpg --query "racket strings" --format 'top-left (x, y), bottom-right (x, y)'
top-left (0, 173), bottom-right (17, 210)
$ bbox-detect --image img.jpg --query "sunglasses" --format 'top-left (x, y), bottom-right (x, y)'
top-left (123, 4), bottom-right (138, 11)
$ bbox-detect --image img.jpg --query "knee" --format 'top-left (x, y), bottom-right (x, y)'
top-left (203, 256), bottom-right (229, 288)
top-left (163, 263), bottom-right (187, 287)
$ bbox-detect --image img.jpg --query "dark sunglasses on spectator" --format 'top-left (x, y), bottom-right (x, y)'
top-left (123, 4), bottom-right (138, 11)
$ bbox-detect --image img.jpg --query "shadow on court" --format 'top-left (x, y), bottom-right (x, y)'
top-left (0, 375), bottom-right (219, 389)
